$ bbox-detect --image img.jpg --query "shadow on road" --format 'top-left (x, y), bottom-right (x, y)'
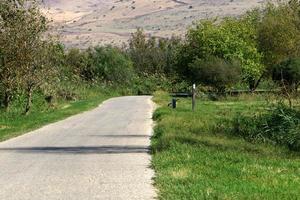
top-left (0, 145), bottom-right (150, 154)
top-left (88, 134), bottom-right (150, 138)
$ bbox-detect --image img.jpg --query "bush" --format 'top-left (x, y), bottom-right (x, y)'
top-left (233, 103), bottom-right (300, 151)
top-left (131, 74), bottom-right (172, 95)
top-left (128, 28), bottom-right (181, 77)
top-left (273, 57), bottom-right (300, 91)
top-left (177, 16), bottom-right (264, 91)
top-left (88, 46), bottom-right (135, 85)
top-left (188, 56), bottom-right (241, 92)
top-left (258, 2), bottom-right (300, 67)
top-left (65, 48), bottom-right (91, 82)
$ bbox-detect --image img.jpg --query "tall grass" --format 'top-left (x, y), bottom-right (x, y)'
top-left (233, 103), bottom-right (300, 151)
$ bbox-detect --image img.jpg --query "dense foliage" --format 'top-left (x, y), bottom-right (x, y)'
top-left (88, 46), bottom-right (134, 85)
top-left (258, 1), bottom-right (300, 68)
top-left (188, 56), bottom-right (241, 92)
top-left (128, 28), bottom-right (181, 77)
top-left (178, 17), bottom-right (264, 91)
top-left (0, 0), bottom-right (52, 114)
top-left (233, 103), bottom-right (300, 151)
top-left (273, 57), bottom-right (300, 91)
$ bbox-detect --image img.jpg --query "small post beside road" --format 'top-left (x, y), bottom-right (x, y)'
top-left (172, 98), bottom-right (177, 109)
top-left (192, 83), bottom-right (196, 112)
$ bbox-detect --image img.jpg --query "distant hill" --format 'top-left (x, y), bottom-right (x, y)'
top-left (41, 0), bottom-right (266, 48)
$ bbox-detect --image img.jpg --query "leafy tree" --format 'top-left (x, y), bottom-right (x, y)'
top-left (128, 28), bottom-right (149, 75)
top-left (157, 37), bottom-right (182, 77)
top-left (188, 56), bottom-right (241, 92)
top-left (258, 2), bottom-right (300, 69)
top-left (88, 46), bottom-right (134, 85)
top-left (65, 48), bottom-right (91, 82)
top-left (0, 0), bottom-right (59, 114)
top-left (273, 57), bottom-right (300, 91)
top-left (128, 28), bottom-right (181, 77)
top-left (177, 15), bottom-right (264, 91)
top-left (0, 1), bottom-right (22, 110)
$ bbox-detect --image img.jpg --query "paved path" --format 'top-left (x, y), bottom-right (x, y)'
top-left (0, 96), bottom-right (156, 200)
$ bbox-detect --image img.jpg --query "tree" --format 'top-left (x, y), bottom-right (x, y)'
top-left (177, 15), bottom-right (265, 91)
top-left (128, 28), bottom-right (182, 77)
top-left (273, 57), bottom-right (300, 91)
top-left (258, 2), bottom-right (300, 69)
top-left (65, 48), bottom-right (91, 82)
top-left (0, 0), bottom-right (59, 114)
top-left (188, 56), bottom-right (241, 92)
top-left (0, 0), bottom-right (22, 110)
top-left (128, 28), bottom-right (149, 75)
top-left (88, 46), bottom-right (134, 85)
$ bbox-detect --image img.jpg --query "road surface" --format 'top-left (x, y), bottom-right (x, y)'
top-left (0, 96), bottom-right (156, 200)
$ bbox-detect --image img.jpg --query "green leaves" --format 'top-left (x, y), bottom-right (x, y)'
top-left (273, 57), bottom-right (300, 91)
top-left (0, 0), bottom-right (57, 113)
top-left (128, 28), bottom-right (181, 77)
top-left (258, 1), bottom-right (300, 67)
top-left (181, 15), bottom-right (265, 89)
top-left (233, 103), bottom-right (300, 151)
top-left (188, 56), bottom-right (241, 92)
top-left (88, 46), bottom-right (134, 85)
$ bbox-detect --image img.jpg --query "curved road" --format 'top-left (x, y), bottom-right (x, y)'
top-left (0, 96), bottom-right (156, 200)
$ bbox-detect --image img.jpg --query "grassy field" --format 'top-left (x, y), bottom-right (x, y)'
top-left (0, 87), bottom-right (117, 142)
top-left (152, 91), bottom-right (300, 200)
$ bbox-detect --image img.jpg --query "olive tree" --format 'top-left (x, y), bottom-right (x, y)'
top-left (0, 0), bottom-right (58, 114)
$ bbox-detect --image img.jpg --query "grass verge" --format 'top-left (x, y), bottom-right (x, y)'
top-left (0, 88), bottom-right (117, 142)
top-left (151, 91), bottom-right (300, 199)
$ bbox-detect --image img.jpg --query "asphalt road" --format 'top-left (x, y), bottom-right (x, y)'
top-left (0, 96), bottom-right (156, 200)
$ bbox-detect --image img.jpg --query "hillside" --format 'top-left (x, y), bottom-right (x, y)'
top-left (41, 0), bottom-right (266, 48)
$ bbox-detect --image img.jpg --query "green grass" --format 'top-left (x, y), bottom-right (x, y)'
top-left (0, 88), bottom-right (117, 142)
top-left (151, 91), bottom-right (300, 200)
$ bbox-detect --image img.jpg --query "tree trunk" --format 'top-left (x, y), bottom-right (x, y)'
top-left (3, 91), bottom-right (11, 112)
top-left (253, 75), bottom-right (263, 92)
top-left (248, 79), bottom-right (256, 92)
top-left (248, 75), bottom-right (264, 92)
top-left (24, 85), bottom-right (33, 115)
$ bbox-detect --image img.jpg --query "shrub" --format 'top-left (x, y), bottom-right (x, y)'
top-left (88, 46), bottom-right (135, 85)
top-left (128, 28), bottom-right (181, 77)
top-left (188, 56), bottom-right (241, 93)
top-left (258, 2), bottom-right (300, 68)
top-left (233, 103), bottom-right (300, 151)
top-left (177, 16), bottom-right (264, 91)
top-left (65, 48), bottom-right (91, 82)
top-left (273, 57), bottom-right (300, 91)
top-left (131, 74), bottom-right (172, 95)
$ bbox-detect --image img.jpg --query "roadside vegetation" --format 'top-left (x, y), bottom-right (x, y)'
top-left (0, 87), bottom-right (118, 141)
top-left (152, 92), bottom-right (300, 199)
